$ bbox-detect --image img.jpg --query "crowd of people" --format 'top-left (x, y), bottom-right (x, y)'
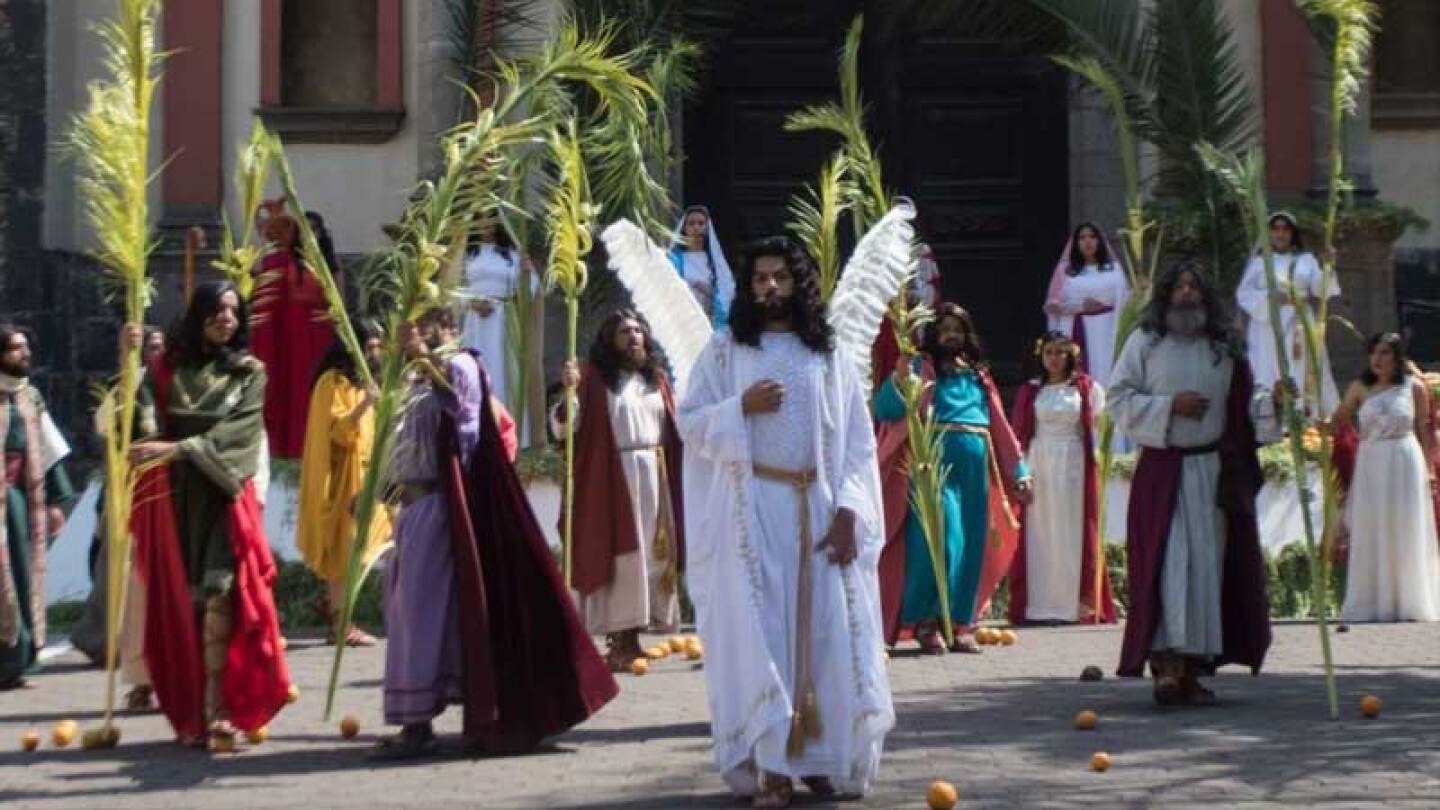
top-left (1, 200), bottom-right (1438, 807)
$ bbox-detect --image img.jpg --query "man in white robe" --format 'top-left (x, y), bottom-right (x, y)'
top-left (679, 237), bottom-right (893, 806)
top-left (1109, 261), bottom-right (1282, 706)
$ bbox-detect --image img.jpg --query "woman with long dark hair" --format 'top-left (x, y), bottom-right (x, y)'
top-left (121, 280), bottom-right (291, 747)
top-left (1008, 332), bottom-right (1115, 625)
top-left (1332, 332), bottom-right (1440, 622)
top-left (668, 205), bottom-right (735, 326)
top-left (297, 320), bottom-right (392, 647)
top-left (1042, 222), bottom-right (1130, 389)
top-left (874, 303), bottom-right (1030, 654)
top-left (458, 221), bottom-right (535, 431)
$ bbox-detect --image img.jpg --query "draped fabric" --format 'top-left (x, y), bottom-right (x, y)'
top-left (444, 351), bottom-right (618, 753)
top-left (251, 250), bottom-right (334, 459)
top-left (1007, 376), bottom-right (1116, 625)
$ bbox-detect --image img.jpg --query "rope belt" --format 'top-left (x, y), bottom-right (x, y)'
top-left (651, 446), bottom-right (678, 596)
top-left (618, 443), bottom-right (660, 453)
top-left (932, 423), bottom-right (1020, 537)
top-left (752, 463), bottom-right (822, 758)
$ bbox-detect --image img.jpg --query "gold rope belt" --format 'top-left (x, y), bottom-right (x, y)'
top-left (752, 463), bottom-right (822, 758)
top-left (618, 443), bottom-right (661, 453)
top-left (652, 446), bottom-right (678, 596)
top-left (931, 423), bottom-right (1019, 536)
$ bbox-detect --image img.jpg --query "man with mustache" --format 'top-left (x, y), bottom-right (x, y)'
top-left (0, 325), bottom-right (75, 690)
top-left (554, 309), bottom-right (685, 671)
top-left (874, 304), bottom-right (1031, 654)
top-left (679, 237), bottom-right (893, 807)
top-left (1108, 261), bottom-right (1283, 706)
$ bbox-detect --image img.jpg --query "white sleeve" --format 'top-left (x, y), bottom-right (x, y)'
top-left (1106, 332), bottom-right (1172, 448)
top-left (1235, 257), bottom-right (1270, 322)
top-left (677, 334), bottom-right (751, 465)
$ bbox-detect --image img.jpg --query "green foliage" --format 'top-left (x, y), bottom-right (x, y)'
top-left (272, 555), bottom-right (385, 632)
top-left (787, 154), bottom-right (854, 301)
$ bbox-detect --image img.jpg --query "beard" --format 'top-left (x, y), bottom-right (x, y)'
top-left (1165, 302), bottom-right (1208, 337)
top-left (0, 359), bottom-right (27, 378)
top-left (619, 344), bottom-right (647, 371)
top-left (759, 294), bottom-right (793, 321)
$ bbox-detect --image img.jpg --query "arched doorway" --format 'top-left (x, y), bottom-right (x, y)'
top-left (682, 0), bottom-right (1069, 381)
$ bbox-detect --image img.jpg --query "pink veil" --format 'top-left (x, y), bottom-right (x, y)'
top-left (1044, 224), bottom-right (1124, 333)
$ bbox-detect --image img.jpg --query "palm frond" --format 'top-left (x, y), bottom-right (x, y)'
top-left (787, 153), bottom-right (854, 301)
top-left (211, 122), bottom-right (274, 300)
top-left (544, 120), bottom-right (597, 299)
top-left (1022, 0), bottom-right (1156, 121)
top-left (1297, 0), bottom-right (1377, 116)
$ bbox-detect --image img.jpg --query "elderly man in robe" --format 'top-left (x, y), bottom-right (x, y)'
top-left (1108, 261), bottom-right (1282, 706)
top-left (679, 236), bottom-right (893, 808)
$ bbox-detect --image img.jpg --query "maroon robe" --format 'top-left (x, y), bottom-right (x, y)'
top-left (1007, 375), bottom-right (1117, 625)
top-left (1118, 357), bottom-right (1271, 677)
top-left (442, 356), bottom-right (618, 753)
top-left (561, 365), bottom-right (685, 596)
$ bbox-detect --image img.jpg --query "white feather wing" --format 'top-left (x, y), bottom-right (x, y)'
top-left (601, 218), bottom-right (714, 393)
top-left (826, 201), bottom-right (918, 385)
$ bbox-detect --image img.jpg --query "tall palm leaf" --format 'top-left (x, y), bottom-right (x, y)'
top-left (787, 153), bottom-right (854, 301)
top-left (65, 0), bottom-right (165, 744)
top-left (212, 122), bottom-right (275, 303)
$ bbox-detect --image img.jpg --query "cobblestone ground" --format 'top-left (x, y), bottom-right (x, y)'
top-left (1, 621), bottom-right (1437, 809)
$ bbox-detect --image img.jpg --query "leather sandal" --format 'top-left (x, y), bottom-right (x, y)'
top-left (753, 773), bottom-right (794, 808)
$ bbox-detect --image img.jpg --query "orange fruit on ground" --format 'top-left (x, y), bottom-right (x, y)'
top-left (209, 734), bottom-right (236, 754)
top-left (1090, 751), bottom-right (1111, 772)
top-left (245, 726), bottom-right (269, 745)
top-left (630, 658), bottom-right (649, 676)
top-left (1074, 710), bottom-right (1097, 731)
top-left (999, 629), bottom-right (1018, 646)
top-left (668, 636), bottom-right (686, 653)
top-left (646, 645), bottom-right (667, 660)
top-left (1360, 695), bottom-right (1382, 718)
top-left (684, 639), bottom-right (704, 661)
top-left (926, 779), bottom-right (959, 810)
top-left (20, 729), bottom-right (40, 751)
top-left (340, 715), bottom-right (360, 738)
top-left (286, 684), bottom-right (300, 704)
top-left (51, 720), bottom-right (79, 748)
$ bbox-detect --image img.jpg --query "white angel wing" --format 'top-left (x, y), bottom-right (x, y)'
top-left (601, 218), bottom-right (714, 394)
top-left (826, 201), bottom-right (918, 386)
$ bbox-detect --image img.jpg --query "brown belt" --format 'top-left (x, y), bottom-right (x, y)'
top-left (752, 464), bottom-right (822, 758)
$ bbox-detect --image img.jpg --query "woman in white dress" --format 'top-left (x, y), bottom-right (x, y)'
top-left (458, 224), bottom-right (534, 416)
top-left (1008, 332), bottom-right (1117, 625)
top-left (667, 205), bottom-right (735, 325)
top-left (1042, 222), bottom-right (1130, 389)
top-left (1333, 332), bottom-right (1440, 622)
top-left (1236, 211), bottom-right (1340, 416)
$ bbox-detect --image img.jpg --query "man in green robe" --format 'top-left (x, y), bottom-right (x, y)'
top-left (0, 324), bottom-right (75, 689)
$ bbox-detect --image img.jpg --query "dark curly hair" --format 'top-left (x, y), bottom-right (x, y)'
top-left (728, 236), bottom-right (834, 353)
top-left (588, 308), bottom-right (667, 393)
top-left (1031, 330), bottom-right (1080, 382)
top-left (923, 302), bottom-right (987, 370)
top-left (168, 279), bottom-right (252, 371)
top-left (1142, 260), bottom-right (1239, 361)
top-left (1067, 221), bottom-right (1114, 275)
top-left (1360, 331), bottom-right (1409, 387)
top-left (311, 317), bottom-right (381, 387)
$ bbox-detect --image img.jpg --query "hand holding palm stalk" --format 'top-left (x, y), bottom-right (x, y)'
top-left (543, 120), bottom-right (599, 589)
top-left (65, 0), bottom-right (165, 743)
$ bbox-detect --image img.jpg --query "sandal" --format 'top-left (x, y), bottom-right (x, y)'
top-left (1150, 653), bottom-right (1184, 706)
top-left (753, 773), bottom-right (794, 808)
top-left (915, 620), bottom-right (948, 655)
top-left (345, 626), bottom-right (378, 648)
top-left (949, 634), bottom-right (983, 654)
top-left (800, 776), bottom-right (836, 797)
top-left (124, 685), bottom-right (156, 713)
top-left (369, 726), bottom-right (439, 761)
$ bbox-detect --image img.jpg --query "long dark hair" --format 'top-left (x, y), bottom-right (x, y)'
top-left (168, 280), bottom-right (252, 370)
top-left (728, 236), bottom-right (834, 353)
top-left (467, 220), bottom-right (516, 263)
top-left (677, 205), bottom-right (719, 287)
top-left (1360, 331), bottom-right (1409, 386)
top-left (304, 211), bottom-right (341, 276)
top-left (1266, 212), bottom-right (1304, 253)
top-left (1143, 260), bottom-right (1238, 359)
top-left (588, 309), bottom-right (667, 393)
top-left (1066, 221), bottom-right (1113, 275)
top-left (311, 318), bottom-right (379, 387)
top-left (923, 302), bottom-right (987, 370)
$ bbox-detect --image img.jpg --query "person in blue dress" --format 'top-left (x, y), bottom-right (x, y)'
top-left (874, 304), bottom-right (1031, 654)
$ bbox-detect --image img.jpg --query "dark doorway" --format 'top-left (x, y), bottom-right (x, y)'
top-left (683, 1), bottom-right (1069, 382)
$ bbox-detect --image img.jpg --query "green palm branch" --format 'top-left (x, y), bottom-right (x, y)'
top-left (1198, 142), bottom-right (1340, 720)
top-left (787, 154), bottom-right (854, 301)
top-left (64, 0), bottom-right (165, 742)
top-left (212, 122), bottom-right (275, 303)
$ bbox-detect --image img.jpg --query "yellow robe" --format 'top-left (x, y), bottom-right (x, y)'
top-left (297, 370), bottom-right (393, 581)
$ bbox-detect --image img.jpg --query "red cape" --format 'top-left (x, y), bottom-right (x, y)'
top-left (1118, 357), bottom-right (1271, 677)
top-left (562, 366), bottom-right (685, 596)
top-left (250, 250), bottom-right (334, 459)
top-left (1007, 375), bottom-right (1117, 624)
top-left (443, 351), bottom-right (618, 753)
top-left (132, 359), bottom-right (291, 741)
top-left (875, 360), bottom-right (1024, 643)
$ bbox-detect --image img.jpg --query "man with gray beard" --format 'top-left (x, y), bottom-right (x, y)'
top-left (1107, 262), bottom-right (1283, 706)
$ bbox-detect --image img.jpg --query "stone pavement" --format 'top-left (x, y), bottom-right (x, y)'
top-left (2, 621), bottom-right (1437, 809)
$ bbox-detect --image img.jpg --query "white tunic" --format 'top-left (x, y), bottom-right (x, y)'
top-left (554, 372), bottom-right (679, 634)
top-left (1341, 383), bottom-right (1440, 622)
top-left (679, 250), bottom-right (736, 323)
top-left (1108, 331), bottom-right (1280, 657)
top-left (459, 244), bottom-right (527, 411)
top-left (1051, 263), bottom-right (1130, 389)
top-left (678, 330), bottom-right (893, 797)
top-left (1024, 381), bottom-right (1104, 622)
top-left (1235, 251), bottom-right (1340, 415)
